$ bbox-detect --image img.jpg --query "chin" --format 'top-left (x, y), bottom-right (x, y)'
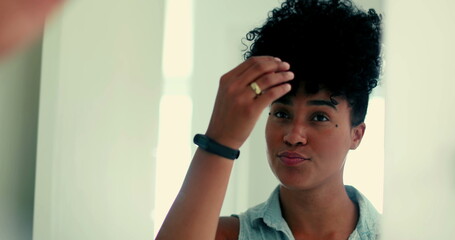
top-left (273, 169), bottom-right (315, 191)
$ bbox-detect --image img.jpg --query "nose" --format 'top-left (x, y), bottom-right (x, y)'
top-left (283, 124), bottom-right (308, 147)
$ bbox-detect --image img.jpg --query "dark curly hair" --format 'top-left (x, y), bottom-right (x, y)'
top-left (244, 0), bottom-right (382, 126)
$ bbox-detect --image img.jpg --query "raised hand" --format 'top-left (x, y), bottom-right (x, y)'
top-left (156, 56), bottom-right (294, 240)
top-left (205, 56), bottom-right (294, 150)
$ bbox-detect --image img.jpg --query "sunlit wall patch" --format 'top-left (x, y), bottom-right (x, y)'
top-left (153, 0), bottom-right (194, 237)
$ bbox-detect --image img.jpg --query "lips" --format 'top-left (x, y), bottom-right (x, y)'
top-left (277, 151), bottom-right (311, 166)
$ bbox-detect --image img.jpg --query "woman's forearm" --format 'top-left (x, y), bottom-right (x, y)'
top-left (155, 148), bottom-right (234, 240)
top-left (155, 56), bottom-right (293, 240)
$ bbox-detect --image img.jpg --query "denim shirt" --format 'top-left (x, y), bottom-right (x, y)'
top-left (234, 185), bottom-right (380, 240)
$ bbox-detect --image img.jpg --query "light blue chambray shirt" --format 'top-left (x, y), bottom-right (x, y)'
top-left (234, 185), bottom-right (380, 240)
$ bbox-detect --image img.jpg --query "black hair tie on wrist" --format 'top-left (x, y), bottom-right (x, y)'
top-left (193, 134), bottom-right (240, 160)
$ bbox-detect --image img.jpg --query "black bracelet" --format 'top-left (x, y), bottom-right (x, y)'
top-left (193, 134), bottom-right (240, 160)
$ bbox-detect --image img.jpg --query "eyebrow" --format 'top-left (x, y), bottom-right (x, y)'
top-left (307, 100), bottom-right (338, 110)
top-left (272, 97), bottom-right (338, 110)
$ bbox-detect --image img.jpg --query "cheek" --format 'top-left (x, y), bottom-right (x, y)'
top-left (311, 128), bottom-right (352, 158)
top-left (265, 120), bottom-right (277, 145)
top-left (265, 122), bottom-right (275, 165)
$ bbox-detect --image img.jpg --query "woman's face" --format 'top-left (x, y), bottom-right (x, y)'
top-left (265, 88), bottom-right (365, 191)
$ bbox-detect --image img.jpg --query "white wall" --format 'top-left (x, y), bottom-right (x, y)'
top-left (33, 1), bottom-right (165, 239)
top-left (382, 0), bottom-right (455, 238)
top-left (0, 41), bottom-right (42, 240)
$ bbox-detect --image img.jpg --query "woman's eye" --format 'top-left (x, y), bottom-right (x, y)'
top-left (312, 113), bottom-right (329, 122)
top-left (273, 111), bottom-right (289, 119)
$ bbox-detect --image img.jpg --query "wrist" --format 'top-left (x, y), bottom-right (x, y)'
top-left (193, 134), bottom-right (240, 160)
top-left (204, 129), bottom-right (244, 150)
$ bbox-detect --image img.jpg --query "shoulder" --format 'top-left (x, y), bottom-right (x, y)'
top-left (215, 216), bottom-right (239, 240)
top-left (216, 187), bottom-right (281, 240)
top-left (345, 185), bottom-right (381, 239)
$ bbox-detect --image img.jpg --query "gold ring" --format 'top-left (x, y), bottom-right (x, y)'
top-left (249, 82), bottom-right (262, 95)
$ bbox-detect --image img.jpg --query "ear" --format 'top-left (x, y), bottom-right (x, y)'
top-left (350, 123), bottom-right (366, 150)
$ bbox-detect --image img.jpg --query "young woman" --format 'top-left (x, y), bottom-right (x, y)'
top-left (156, 0), bottom-right (382, 239)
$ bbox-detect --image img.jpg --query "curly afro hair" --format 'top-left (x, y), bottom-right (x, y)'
top-left (244, 0), bottom-right (382, 126)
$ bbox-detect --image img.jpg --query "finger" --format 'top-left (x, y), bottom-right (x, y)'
top-left (236, 56), bottom-right (281, 77)
top-left (255, 71), bottom-right (294, 94)
top-left (246, 70), bottom-right (293, 99)
top-left (255, 83), bottom-right (292, 108)
top-left (222, 56), bottom-right (281, 82)
top-left (239, 60), bottom-right (290, 86)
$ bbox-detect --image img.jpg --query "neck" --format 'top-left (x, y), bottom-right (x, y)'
top-left (279, 182), bottom-right (358, 239)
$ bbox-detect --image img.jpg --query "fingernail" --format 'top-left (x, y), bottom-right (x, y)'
top-left (274, 57), bottom-right (281, 62)
top-left (287, 71), bottom-right (295, 79)
top-left (284, 84), bottom-right (291, 91)
top-left (282, 62), bottom-right (290, 68)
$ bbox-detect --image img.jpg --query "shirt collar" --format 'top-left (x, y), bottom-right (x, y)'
top-left (346, 185), bottom-right (381, 239)
top-left (248, 185), bottom-right (380, 239)
top-left (249, 186), bottom-right (293, 238)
